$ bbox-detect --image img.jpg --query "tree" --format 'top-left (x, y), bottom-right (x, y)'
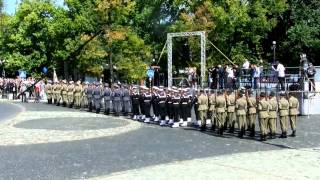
top-left (279, 0), bottom-right (320, 65)
top-left (1, 0), bottom-right (62, 77)
top-left (170, 0), bottom-right (288, 67)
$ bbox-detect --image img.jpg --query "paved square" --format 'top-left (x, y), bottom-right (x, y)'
top-left (0, 101), bottom-right (319, 179)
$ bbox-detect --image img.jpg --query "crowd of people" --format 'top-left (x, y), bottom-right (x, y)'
top-left (42, 80), bottom-right (299, 141)
top-left (207, 60), bottom-right (317, 92)
top-left (0, 77), bottom-right (46, 102)
top-left (207, 59), bottom-right (264, 90)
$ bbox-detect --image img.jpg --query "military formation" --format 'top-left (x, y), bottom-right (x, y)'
top-left (45, 80), bottom-right (300, 141)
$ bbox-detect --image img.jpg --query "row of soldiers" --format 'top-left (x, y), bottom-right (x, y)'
top-left (45, 80), bottom-right (299, 141)
top-left (45, 80), bottom-right (131, 116)
top-left (197, 89), bottom-right (299, 141)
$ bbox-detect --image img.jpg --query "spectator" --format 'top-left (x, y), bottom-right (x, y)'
top-left (210, 66), bottom-right (219, 89)
top-left (218, 65), bottom-right (224, 89)
top-left (226, 65), bottom-right (234, 89)
top-left (307, 62), bottom-right (316, 91)
top-left (233, 65), bottom-right (241, 89)
top-left (20, 81), bottom-right (27, 102)
top-left (35, 82), bottom-right (41, 103)
top-left (272, 61), bottom-right (286, 91)
top-left (242, 59), bottom-right (250, 75)
top-left (253, 64), bottom-right (261, 89)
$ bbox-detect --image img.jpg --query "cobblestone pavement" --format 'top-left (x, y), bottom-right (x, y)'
top-left (0, 100), bottom-right (319, 179)
top-left (91, 147), bottom-right (320, 180)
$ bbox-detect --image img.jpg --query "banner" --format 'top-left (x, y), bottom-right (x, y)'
top-left (53, 69), bottom-right (58, 83)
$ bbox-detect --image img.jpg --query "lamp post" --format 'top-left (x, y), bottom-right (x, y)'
top-left (272, 41), bottom-right (276, 64)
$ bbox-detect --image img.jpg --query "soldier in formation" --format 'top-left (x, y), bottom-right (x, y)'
top-left (45, 81), bottom-right (300, 141)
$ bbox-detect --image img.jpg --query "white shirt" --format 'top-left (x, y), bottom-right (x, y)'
top-left (227, 67), bottom-right (234, 78)
top-left (273, 63), bottom-right (285, 77)
top-left (253, 67), bottom-right (261, 78)
top-left (243, 61), bottom-right (250, 69)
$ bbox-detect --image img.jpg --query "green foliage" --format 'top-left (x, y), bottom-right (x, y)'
top-left (170, 0), bottom-right (288, 66)
top-left (280, 0), bottom-right (320, 64)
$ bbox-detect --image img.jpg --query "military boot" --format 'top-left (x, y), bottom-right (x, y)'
top-left (228, 122), bottom-right (235, 133)
top-left (290, 130), bottom-right (296, 137)
top-left (249, 124), bottom-right (255, 137)
top-left (211, 124), bottom-right (216, 131)
top-left (223, 121), bottom-right (228, 131)
top-left (221, 128), bottom-right (224, 135)
top-left (279, 132), bottom-right (287, 138)
top-left (200, 125), bottom-right (206, 132)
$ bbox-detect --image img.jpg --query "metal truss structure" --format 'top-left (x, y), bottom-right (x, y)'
top-left (167, 31), bottom-right (206, 87)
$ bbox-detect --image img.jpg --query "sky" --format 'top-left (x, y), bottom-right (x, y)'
top-left (3, 0), bottom-right (65, 15)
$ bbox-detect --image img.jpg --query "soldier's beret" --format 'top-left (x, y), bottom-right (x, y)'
top-left (260, 92), bottom-right (266, 97)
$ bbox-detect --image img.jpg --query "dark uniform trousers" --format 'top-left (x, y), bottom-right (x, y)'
top-left (192, 96), bottom-right (200, 121)
top-left (131, 94), bottom-right (140, 116)
top-left (167, 98), bottom-right (173, 120)
top-left (180, 96), bottom-right (191, 121)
